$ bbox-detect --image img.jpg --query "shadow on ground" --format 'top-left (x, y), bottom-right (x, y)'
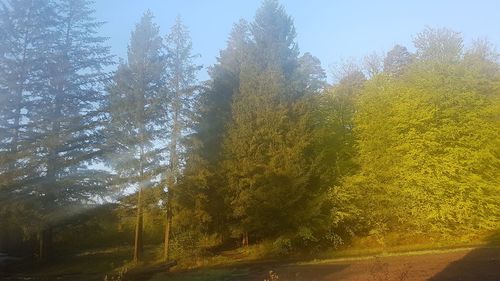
top-left (429, 232), bottom-right (500, 281)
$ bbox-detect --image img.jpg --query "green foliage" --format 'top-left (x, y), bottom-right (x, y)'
top-left (413, 26), bottom-right (463, 63)
top-left (163, 15), bottom-right (202, 216)
top-left (348, 31), bottom-right (500, 235)
top-left (0, 0), bottom-right (113, 259)
top-left (175, 20), bottom-right (251, 240)
top-left (2, 0), bottom-right (499, 267)
top-left (220, 0), bottom-right (329, 248)
top-left (384, 45), bottom-right (412, 76)
top-left (107, 11), bottom-right (166, 183)
top-left (106, 10), bottom-right (167, 262)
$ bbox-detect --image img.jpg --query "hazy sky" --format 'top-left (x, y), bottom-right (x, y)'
top-left (94, 0), bottom-right (500, 82)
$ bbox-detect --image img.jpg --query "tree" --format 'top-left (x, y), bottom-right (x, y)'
top-left (162, 15), bottom-right (201, 261)
top-left (317, 67), bottom-right (365, 184)
top-left (413, 26), bottom-right (463, 63)
top-left (295, 52), bottom-right (327, 93)
top-left (174, 20), bottom-right (251, 250)
top-left (0, 0), bottom-right (54, 227)
top-left (363, 51), bottom-right (384, 78)
top-left (0, 0), bottom-right (113, 260)
top-left (107, 11), bottom-right (165, 263)
top-left (383, 44), bottom-right (412, 76)
top-left (349, 30), bottom-right (499, 236)
top-left (221, 0), bottom-right (329, 249)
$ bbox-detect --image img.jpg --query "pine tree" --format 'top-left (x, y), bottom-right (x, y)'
top-left (162, 15), bottom-right (201, 261)
top-left (0, 0), bottom-right (113, 260)
top-left (383, 44), bottom-right (412, 76)
top-left (221, 0), bottom-right (328, 247)
top-left (175, 19), bottom-right (251, 245)
top-left (107, 11), bottom-right (165, 263)
top-left (0, 0), bottom-right (54, 218)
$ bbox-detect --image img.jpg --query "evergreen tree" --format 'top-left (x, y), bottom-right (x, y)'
top-left (383, 44), bottom-right (412, 76)
top-left (175, 19), bottom-right (251, 246)
top-left (0, 0), bottom-right (113, 260)
top-left (162, 15), bottom-right (201, 261)
top-left (0, 0), bottom-right (54, 219)
top-left (222, 0), bottom-right (328, 248)
top-left (107, 11), bottom-right (165, 262)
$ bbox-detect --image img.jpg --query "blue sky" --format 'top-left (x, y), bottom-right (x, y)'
top-left (94, 0), bottom-right (500, 82)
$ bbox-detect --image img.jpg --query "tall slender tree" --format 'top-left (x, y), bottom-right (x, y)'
top-left (107, 11), bottom-right (165, 263)
top-left (162, 15), bottom-right (201, 261)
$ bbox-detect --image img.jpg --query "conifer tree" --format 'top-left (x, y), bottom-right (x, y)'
top-left (383, 44), bottom-right (412, 76)
top-left (107, 11), bottom-right (165, 262)
top-left (0, 0), bottom-right (113, 260)
top-left (222, 0), bottom-right (327, 247)
top-left (162, 16), bottom-right (201, 261)
top-left (176, 19), bottom-right (251, 245)
top-left (0, 0), bottom-right (54, 207)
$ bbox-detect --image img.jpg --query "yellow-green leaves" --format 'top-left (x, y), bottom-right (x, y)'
top-left (350, 47), bottom-right (500, 234)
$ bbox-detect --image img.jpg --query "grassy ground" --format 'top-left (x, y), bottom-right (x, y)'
top-left (147, 230), bottom-right (500, 281)
top-left (149, 246), bottom-right (500, 281)
top-left (4, 230), bottom-right (498, 281)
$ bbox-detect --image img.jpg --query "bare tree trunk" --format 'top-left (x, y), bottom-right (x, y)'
top-left (242, 232), bottom-right (249, 247)
top-left (0, 224), bottom-right (8, 254)
top-left (133, 186), bottom-right (144, 263)
top-left (134, 144), bottom-right (145, 263)
top-left (163, 164), bottom-right (175, 261)
top-left (38, 230), bottom-right (44, 261)
top-left (163, 199), bottom-right (172, 261)
top-left (163, 172), bottom-right (174, 261)
top-left (38, 227), bottom-right (52, 261)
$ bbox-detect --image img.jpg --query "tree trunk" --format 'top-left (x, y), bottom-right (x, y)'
top-left (134, 136), bottom-right (146, 263)
top-left (10, 27), bottom-right (29, 174)
top-left (164, 83), bottom-right (180, 261)
top-left (163, 173), bottom-right (174, 261)
top-left (0, 224), bottom-right (8, 253)
top-left (133, 186), bottom-right (144, 263)
top-left (242, 232), bottom-right (249, 247)
top-left (163, 203), bottom-right (172, 261)
top-left (38, 227), bottom-right (52, 261)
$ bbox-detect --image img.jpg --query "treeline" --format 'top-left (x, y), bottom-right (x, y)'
top-left (0, 0), bottom-right (499, 263)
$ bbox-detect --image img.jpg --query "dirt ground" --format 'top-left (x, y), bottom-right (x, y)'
top-left (239, 247), bottom-right (500, 281)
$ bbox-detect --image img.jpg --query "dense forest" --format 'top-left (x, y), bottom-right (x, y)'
top-left (0, 0), bottom-right (498, 271)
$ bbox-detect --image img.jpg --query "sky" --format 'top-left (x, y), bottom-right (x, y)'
top-left (94, 0), bottom-right (500, 82)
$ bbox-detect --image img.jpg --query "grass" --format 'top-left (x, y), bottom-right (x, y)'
top-left (17, 247), bottom-right (130, 276)
top-left (296, 246), bottom-right (485, 266)
top-left (312, 230), bottom-right (499, 260)
top-left (148, 231), bottom-right (500, 281)
top-left (11, 230), bottom-right (497, 281)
